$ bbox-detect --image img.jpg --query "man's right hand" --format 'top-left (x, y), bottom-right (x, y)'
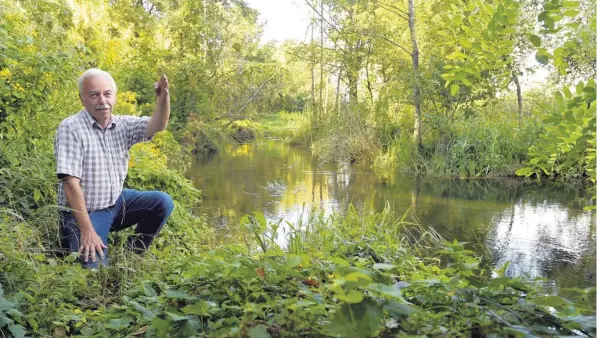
top-left (79, 229), bottom-right (107, 263)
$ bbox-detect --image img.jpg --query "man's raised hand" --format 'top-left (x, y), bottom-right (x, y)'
top-left (154, 74), bottom-right (169, 98)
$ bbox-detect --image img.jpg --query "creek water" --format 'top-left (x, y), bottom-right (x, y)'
top-left (187, 140), bottom-right (595, 290)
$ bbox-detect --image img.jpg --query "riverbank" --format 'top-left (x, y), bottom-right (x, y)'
top-left (1, 200), bottom-right (595, 337)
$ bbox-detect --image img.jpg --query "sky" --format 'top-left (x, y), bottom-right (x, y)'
top-left (246, 0), bottom-right (310, 43)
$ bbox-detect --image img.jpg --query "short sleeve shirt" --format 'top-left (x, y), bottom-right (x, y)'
top-left (54, 109), bottom-right (152, 211)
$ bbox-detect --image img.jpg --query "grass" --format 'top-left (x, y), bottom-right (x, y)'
top-left (254, 111), bottom-right (310, 144)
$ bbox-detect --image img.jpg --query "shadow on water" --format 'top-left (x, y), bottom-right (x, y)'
top-left (187, 140), bottom-right (596, 289)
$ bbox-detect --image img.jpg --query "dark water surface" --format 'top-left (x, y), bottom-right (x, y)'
top-left (187, 140), bottom-right (595, 289)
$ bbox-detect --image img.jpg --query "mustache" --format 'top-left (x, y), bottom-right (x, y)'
top-left (95, 104), bottom-right (111, 110)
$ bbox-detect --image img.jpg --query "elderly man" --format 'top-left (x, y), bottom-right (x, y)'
top-left (55, 68), bottom-right (173, 268)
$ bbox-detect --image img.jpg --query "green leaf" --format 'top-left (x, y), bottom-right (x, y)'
top-left (576, 81), bottom-right (585, 95)
top-left (8, 324), bottom-right (26, 338)
top-left (535, 51), bottom-right (549, 65)
top-left (248, 325), bottom-right (272, 338)
top-left (555, 91), bottom-right (564, 105)
top-left (165, 290), bottom-right (198, 300)
top-left (367, 283), bottom-right (403, 299)
top-left (529, 34), bottom-right (541, 47)
top-left (295, 300), bottom-right (316, 307)
top-left (328, 299), bottom-right (383, 337)
top-left (336, 290), bottom-right (364, 304)
top-left (80, 327), bottom-right (94, 336)
top-left (459, 38), bottom-right (472, 49)
top-left (129, 300), bottom-right (155, 320)
top-left (372, 263), bottom-right (396, 270)
top-left (166, 311), bottom-right (189, 321)
top-left (33, 189), bottom-right (41, 202)
top-left (383, 300), bottom-right (418, 317)
top-left (105, 317), bottom-right (132, 329)
top-left (450, 84), bottom-right (460, 96)
top-left (0, 299), bottom-right (14, 312)
top-left (532, 296), bottom-right (569, 308)
top-left (0, 314), bottom-right (13, 327)
top-left (515, 167), bottom-right (534, 177)
top-left (143, 282), bottom-right (158, 298)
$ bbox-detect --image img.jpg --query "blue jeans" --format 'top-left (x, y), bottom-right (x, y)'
top-left (60, 189), bottom-right (174, 268)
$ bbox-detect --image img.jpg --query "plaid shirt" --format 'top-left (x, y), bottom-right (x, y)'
top-left (54, 109), bottom-right (151, 211)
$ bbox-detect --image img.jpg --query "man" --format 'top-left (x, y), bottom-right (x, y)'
top-left (55, 68), bottom-right (173, 268)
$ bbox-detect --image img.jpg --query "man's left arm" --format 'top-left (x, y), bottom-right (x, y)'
top-left (145, 74), bottom-right (170, 138)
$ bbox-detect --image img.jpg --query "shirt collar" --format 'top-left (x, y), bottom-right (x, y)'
top-left (81, 109), bottom-right (116, 129)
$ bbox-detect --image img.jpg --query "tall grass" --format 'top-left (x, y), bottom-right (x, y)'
top-left (375, 113), bottom-right (535, 177)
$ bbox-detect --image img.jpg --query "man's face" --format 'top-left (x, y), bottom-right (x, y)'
top-left (79, 75), bottom-right (116, 122)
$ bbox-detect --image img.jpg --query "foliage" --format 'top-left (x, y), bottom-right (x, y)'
top-left (1, 205), bottom-right (595, 337)
top-left (516, 79), bottom-right (596, 182)
top-left (376, 105), bottom-right (534, 177)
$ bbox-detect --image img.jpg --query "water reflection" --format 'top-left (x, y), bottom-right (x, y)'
top-left (187, 140), bottom-right (595, 288)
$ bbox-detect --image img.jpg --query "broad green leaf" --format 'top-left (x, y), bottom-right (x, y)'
top-left (143, 282), bottom-right (158, 298)
top-left (166, 311), bottom-right (189, 321)
top-left (515, 167), bottom-right (534, 177)
top-left (33, 189), bottom-right (41, 202)
top-left (383, 300), bottom-right (418, 317)
top-left (336, 290), bottom-right (364, 304)
top-left (106, 317), bottom-right (132, 329)
top-left (367, 283), bottom-right (402, 299)
top-left (0, 299), bottom-right (14, 312)
top-left (248, 325), bottom-right (272, 338)
top-left (459, 38), bottom-right (472, 49)
top-left (576, 81), bottom-right (585, 95)
top-left (80, 327), bottom-right (94, 336)
top-left (8, 324), bottom-right (26, 338)
top-left (0, 314), bottom-right (13, 327)
top-left (165, 290), bottom-right (198, 300)
top-left (328, 299), bottom-right (383, 337)
top-left (450, 84), bottom-right (460, 96)
top-left (529, 34), bottom-right (541, 47)
top-left (535, 51), bottom-right (549, 65)
top-left (129, 300), bottom-right (155, 320)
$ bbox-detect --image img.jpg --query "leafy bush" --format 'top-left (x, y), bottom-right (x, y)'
top-left (517, 79), bottom-right (596, 183)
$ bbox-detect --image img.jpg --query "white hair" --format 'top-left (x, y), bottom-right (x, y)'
top-left (77, 68), bottom-right (117, 94)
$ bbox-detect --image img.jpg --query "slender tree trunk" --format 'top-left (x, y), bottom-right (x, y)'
top-left (319, 0), bottom-right (324, 110)
top-left (335, 66), bottom-right (342, 115)
top-left (202, 0), bottom-right (207, 64)
top-left (408, 0), bottom-right (422, 147)
top-left (512, 72), bottom-right (523, 127)
top-left (310, 22), bottom-right (316, 110)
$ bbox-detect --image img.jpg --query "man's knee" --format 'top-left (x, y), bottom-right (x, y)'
top-left (153, 191), bottom-right (174, 216)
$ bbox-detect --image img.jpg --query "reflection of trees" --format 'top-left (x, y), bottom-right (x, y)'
top-left (187, 141), bottom-right (595, 289)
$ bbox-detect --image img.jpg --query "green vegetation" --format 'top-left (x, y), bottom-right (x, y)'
top-left (1, 200), bottom-right (596, 337)
top-left (0, 0), bottom-right (595, 336)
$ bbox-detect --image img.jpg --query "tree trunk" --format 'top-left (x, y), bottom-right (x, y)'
top-left (347, 67), bottom-right (358, 102)
top-left (408, 0), bottom-right (422, 147)
top-left (512, 72), bottom-right (523, 127)
top-left (335, 66), bottom-right (342, 115)
top-left (319, 0), bottom-right (324, 109)
top-left (311, 22), bottom-right (316, 108)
